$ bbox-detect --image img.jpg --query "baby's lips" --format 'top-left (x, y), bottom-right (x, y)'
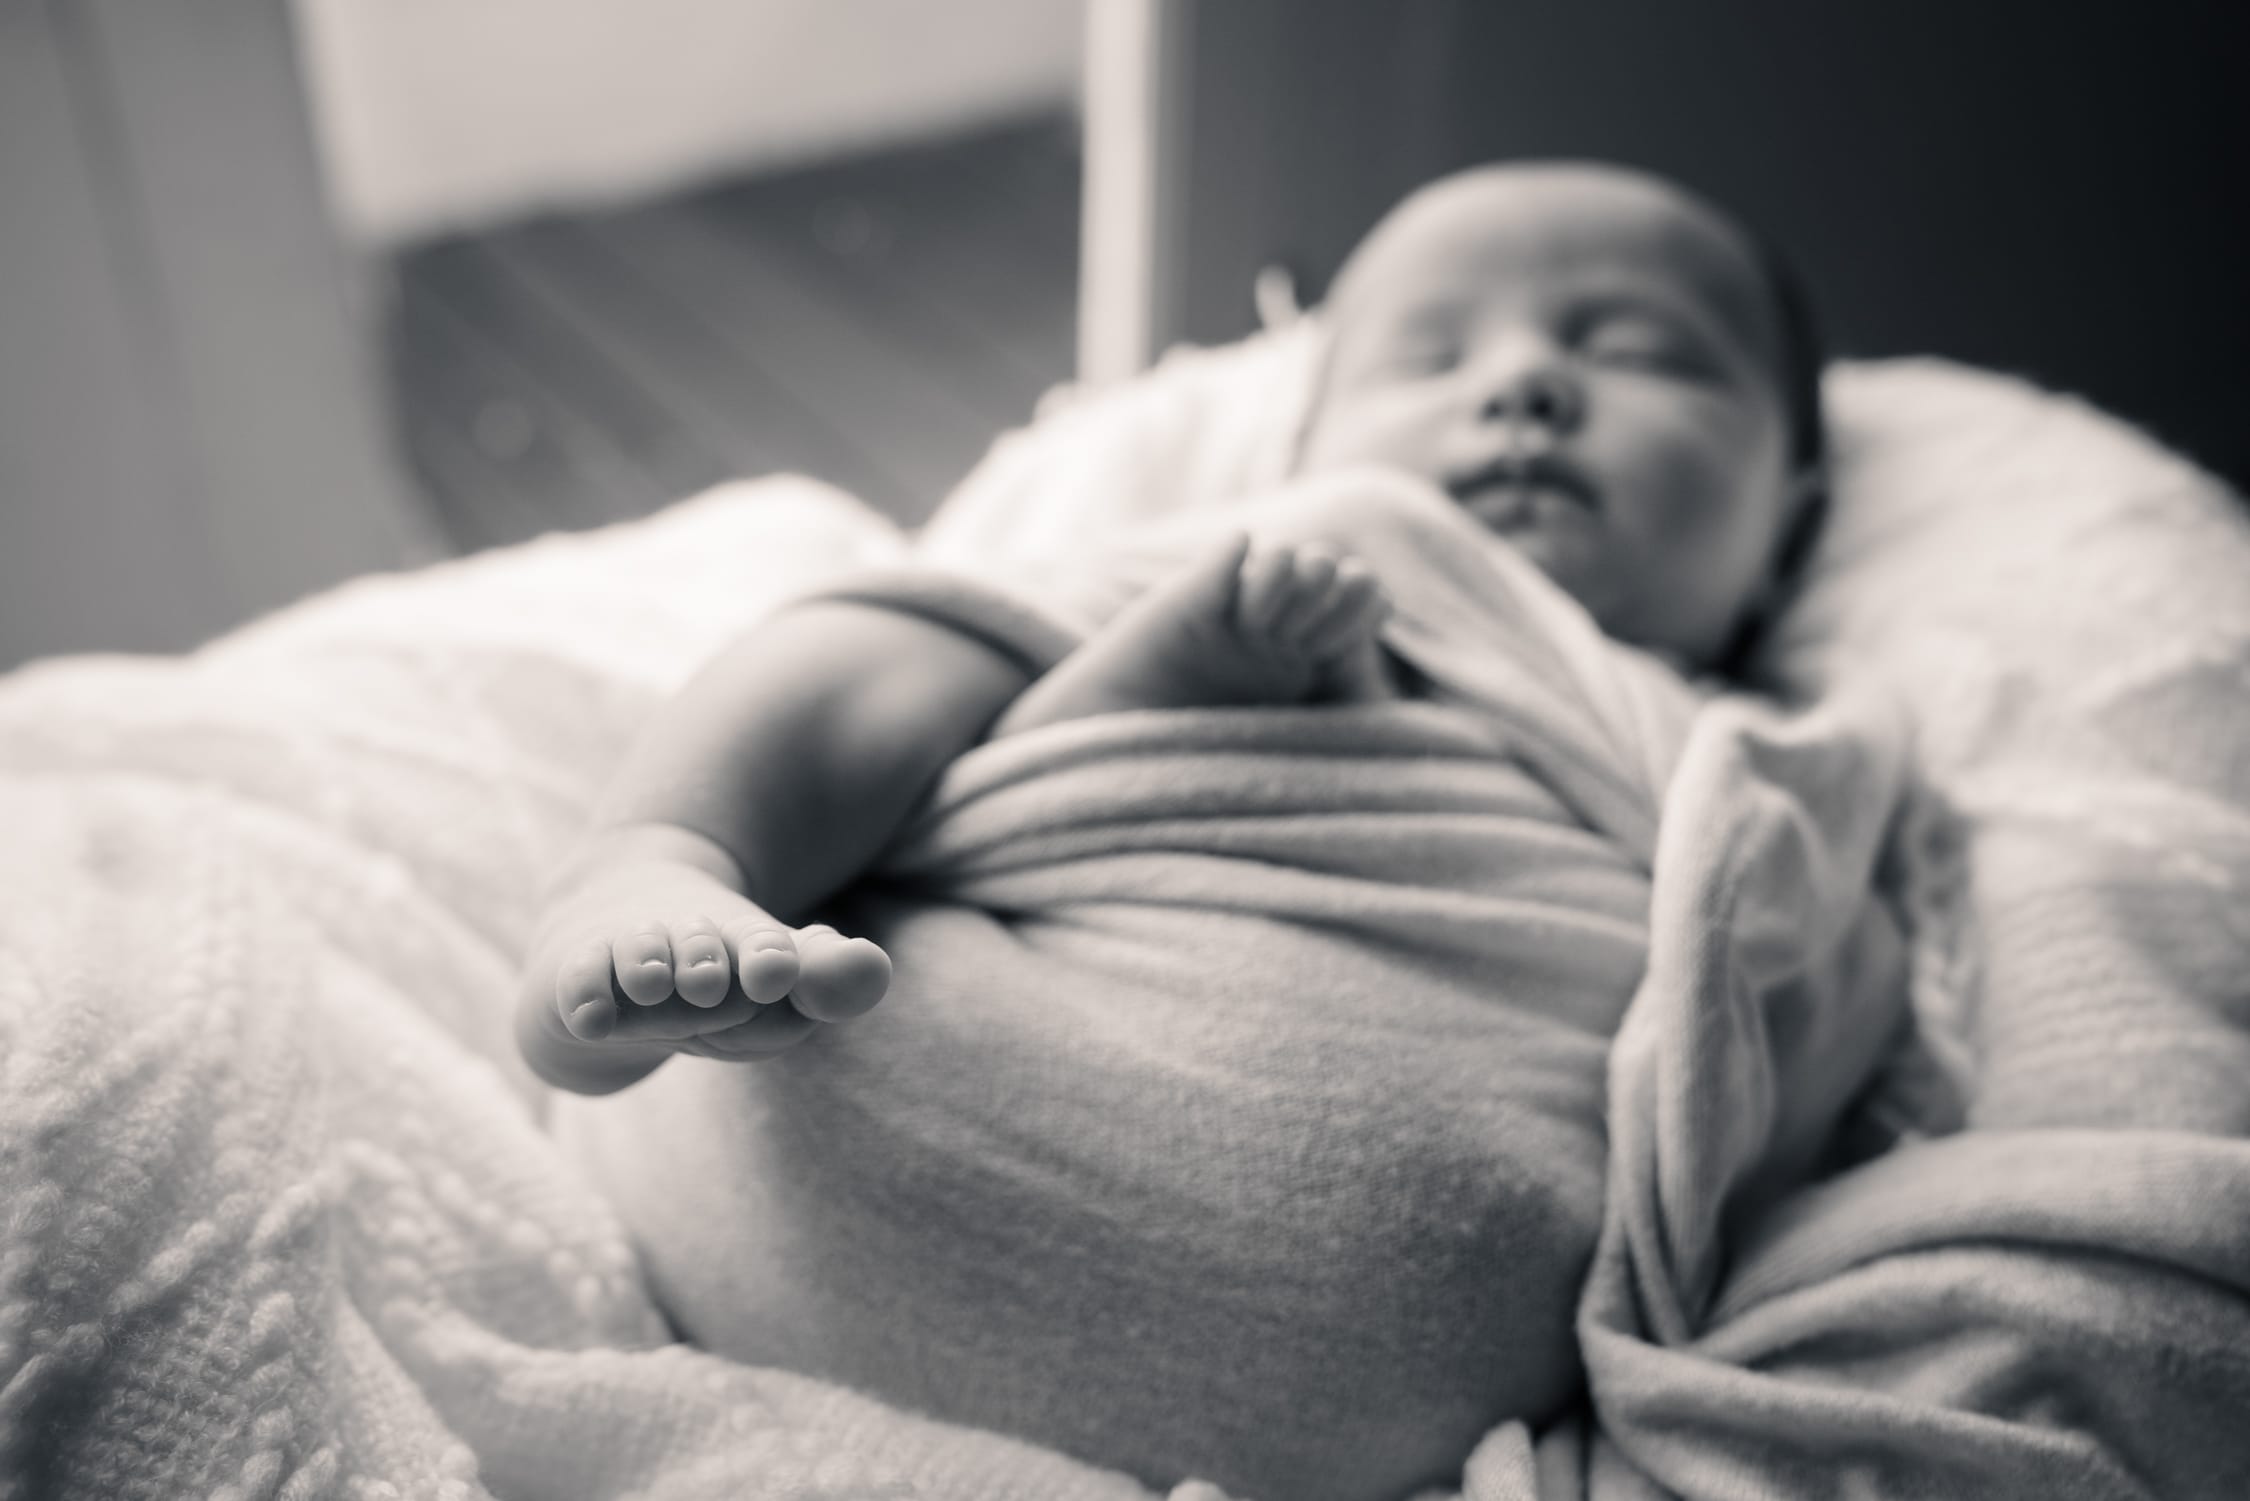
top-left (1447, 453), bottom-right (1600, 517)
top-left (1462, 482), bottom-right (1535, 529)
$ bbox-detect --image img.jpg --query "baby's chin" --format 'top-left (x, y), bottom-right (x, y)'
top-left (1471, 494), bottom-right (1609, 596)
top-left (1480, 519), bottom-right (1707, 669)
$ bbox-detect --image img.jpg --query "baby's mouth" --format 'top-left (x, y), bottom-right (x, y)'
top-left (1448, 454), bottom-right (1599, 527)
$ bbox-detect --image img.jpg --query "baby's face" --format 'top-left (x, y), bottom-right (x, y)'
top-left (1297, 165), bottom-right (1807, 667)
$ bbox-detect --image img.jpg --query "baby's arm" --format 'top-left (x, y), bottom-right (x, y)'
top-left (515, 599), bottom-right (1031, 1095)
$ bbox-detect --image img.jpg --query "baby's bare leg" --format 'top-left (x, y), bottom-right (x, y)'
top-left (516, 602), bottom-right (1031, 1095)
top-left (993, 535), bottom-right (1395, 738)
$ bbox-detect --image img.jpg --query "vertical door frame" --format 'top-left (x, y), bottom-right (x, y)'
top-left (1076, 0), bottom-right (1189, 385)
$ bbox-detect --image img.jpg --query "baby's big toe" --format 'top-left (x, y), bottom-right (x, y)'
top-left (557, 942), bottom-right (621, 1041)
top-left (789, 926), bottom-right (892, 1023)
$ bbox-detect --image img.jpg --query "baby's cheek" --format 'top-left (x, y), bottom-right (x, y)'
top-left (1639, 481), bottom-right (1789, 659)
top-left (1617, 436), bottom-right (1758, 558)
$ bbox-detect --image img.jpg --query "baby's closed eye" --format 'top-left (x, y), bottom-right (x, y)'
top-left (1369, 333), bottom-right (1461, 378)
top-left (1578, 313), bottom-right (1711, 375)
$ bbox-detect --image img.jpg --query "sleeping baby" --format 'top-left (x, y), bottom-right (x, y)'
top-left (517, 162), bottom-right (1828, 1501)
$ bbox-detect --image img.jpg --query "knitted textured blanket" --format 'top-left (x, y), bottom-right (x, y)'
top-left (1, 484), bottom-right (1174, 1501)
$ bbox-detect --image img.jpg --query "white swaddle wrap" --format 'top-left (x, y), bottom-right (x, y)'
top-left (559, 476), bottom-right (1747, 1501)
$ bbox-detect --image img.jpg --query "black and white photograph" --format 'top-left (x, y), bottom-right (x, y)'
top-left (2, 2), bottom-right (2246, 1497)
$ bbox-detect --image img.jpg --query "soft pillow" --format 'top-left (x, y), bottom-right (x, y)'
top-left (1760, 360), bottom-right (2250, 1132)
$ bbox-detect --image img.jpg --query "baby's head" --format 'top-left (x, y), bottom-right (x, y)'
top-left (1296, 162), bottom-right (1825, 669)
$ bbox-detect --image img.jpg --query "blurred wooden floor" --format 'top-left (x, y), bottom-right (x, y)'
top-left (386, 112), bottom-right (1080, 551)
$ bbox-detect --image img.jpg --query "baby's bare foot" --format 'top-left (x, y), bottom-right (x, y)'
top-left (561, 913), bottom-right (889, 1044)
top-left (520, 858), bottom-right (891, 1082)
top-left (995, 534), bottom-right (1394, 735)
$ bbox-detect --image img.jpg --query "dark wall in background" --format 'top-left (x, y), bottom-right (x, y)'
top-left (1165, 0), bottom-right (2247, 488)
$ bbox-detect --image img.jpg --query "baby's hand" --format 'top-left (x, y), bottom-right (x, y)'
top-left (517, 855), bottom-right (890, 1086)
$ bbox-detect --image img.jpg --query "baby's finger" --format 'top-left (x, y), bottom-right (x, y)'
top-left (789, 926), bottom-right (892, 1023)
top-left (722, 915), bottom-right (800, 1005)
top-left (1301, 568), bottom-right (1391, 655)
top-left (1233, 545), bottom-right (1298, 635)
top-left (689, 1001), bottom-right (822, 1058)
top-left (557, 941), bottom-right (622, 1041)
top-left (1269, 547), bottom-right (1344, 639)
top-left (1188, 530), bottom-right (1253, 591)
top-left (614, 924), bottom-right (676, 1006)
top-left (669, 916), bottom-right (732, 1006)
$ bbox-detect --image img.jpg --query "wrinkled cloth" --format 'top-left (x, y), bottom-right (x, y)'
top-left (911, 341), bottom-right (2250, 1499)
top-left (562, 476), bottom-right (1830, 1501)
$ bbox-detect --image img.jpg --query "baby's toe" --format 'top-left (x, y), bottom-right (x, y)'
top-left (722, 915), bottom-right (800, 1005)
top-left (669, 917), bottom-right (732, 1007)
top-left (557, 941), bottom-right (621, 1041)
top-left (789, 925), bottom-right (892, 1023)
top-left (614, 924), bottom-right (677, 1006)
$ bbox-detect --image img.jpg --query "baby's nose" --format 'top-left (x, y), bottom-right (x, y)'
top-left (1479, 365), bottom-right (1586, 436)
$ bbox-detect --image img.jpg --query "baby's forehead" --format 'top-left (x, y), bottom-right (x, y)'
top-left (1336, 166), bottom-right (1778, 354)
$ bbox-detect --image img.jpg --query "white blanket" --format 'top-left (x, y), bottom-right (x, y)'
top-left (0, 484), bottom-right (1163, 1501)
top-left (7, 348), bottom-right (2250, 1500)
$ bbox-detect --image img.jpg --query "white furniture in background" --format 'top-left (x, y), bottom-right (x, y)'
top-left (292, 0), bottom-right (1084, 247)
